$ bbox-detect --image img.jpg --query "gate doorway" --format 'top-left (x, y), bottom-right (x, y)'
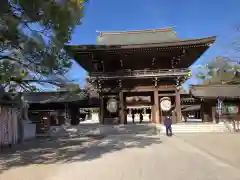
top-left (126, 106), bottom-right (152, 124)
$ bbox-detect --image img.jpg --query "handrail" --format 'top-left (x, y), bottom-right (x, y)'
top-left (90, 68), bottom-right (189, 77)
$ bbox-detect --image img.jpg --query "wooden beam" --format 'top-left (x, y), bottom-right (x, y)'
top-left (158, 93), bottom-right (175, 97)
top-left (122, 85), bottom-right (176, 92)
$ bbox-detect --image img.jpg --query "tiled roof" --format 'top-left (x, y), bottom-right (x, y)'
top-left (23, 91), bottom-right (89, 104)
top-left (190, 85), bottom-right (240, 98)
top-left (179, 87), bottom-right (189, 94)
top-left (182, 105), bottom-right (201, 112)
top-left (67, 36), bottom-right (216, 52)
top-left (0, 91), bottom-right (92, 105)
top-left (181, 98), bottom-right (196, 103)
top-left (97, 27), bottom-right (179, 45)
top-left (0, 94), bottom-right (19, 104)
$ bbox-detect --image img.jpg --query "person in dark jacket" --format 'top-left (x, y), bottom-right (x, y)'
top-left (139, 112), bottom-right (143, 124)
top-left (132, 112), bottom-right (135, 123)
top-left (164, 116), bottom-right (172, 136)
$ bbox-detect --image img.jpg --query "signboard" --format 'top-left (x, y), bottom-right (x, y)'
top-left (126, 96), bottom-right (151, 105)
top-left (223, 104), bottom-right (239, 115)
top-left (216, 102), bottom-right (239, 115)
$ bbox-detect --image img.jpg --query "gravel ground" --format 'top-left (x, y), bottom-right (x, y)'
top-left (0, 133), bottom-right (240, 180)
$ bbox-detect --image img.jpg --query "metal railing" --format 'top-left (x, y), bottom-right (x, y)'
top-left (89, 68), bottom-right (190, 80)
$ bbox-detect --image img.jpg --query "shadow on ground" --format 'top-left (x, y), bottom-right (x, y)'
top-left (0, 125), bottom-right (161, 173)
top-left (51, 123), bottom-right (157, 137)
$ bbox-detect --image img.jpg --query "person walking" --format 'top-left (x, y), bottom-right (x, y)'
top-left (139, 112), bottom-right (143, 124)
top-left (132, 112), bottom-right (135, 123)
top-left (149, 113), bottom-right (151, 121)
top-left (164, 116), bottom-right (172, 136)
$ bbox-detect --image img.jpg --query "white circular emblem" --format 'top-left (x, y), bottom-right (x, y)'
top-left (160, 97), bottom-right (171, 112)
top-left (107, 98), bottom-right (118, 113)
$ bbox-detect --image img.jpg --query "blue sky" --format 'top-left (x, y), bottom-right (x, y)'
top-left (67, 0), bottom-right (240, 88)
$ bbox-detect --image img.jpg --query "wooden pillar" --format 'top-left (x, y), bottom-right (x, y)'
top-left (99, 96), bottom-right (104, 124)
top-left (154, 89), bottom-right (160, 124)
top-left (119, 91), bottom-right (125, 124)
top-left (175, 89), bottom-right (181, 123)
top-left (200, 103), bottom-right (204, 122)
top-left (159, 104), bottom-right (162, 124)
top-left (151, 105), bottom-right (155, 123)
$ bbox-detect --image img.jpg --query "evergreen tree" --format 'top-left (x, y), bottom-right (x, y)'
top-left (196, 56), bottom-right (240, 85)
top-left (0, 0), bottom-right (87, 92)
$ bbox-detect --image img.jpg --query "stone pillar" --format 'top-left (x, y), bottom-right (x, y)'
top-left (119, 91), bottom-right (125, 124)
top-left (129, 108), bottom-right (131, 115)
top-left (99, 95), bottom-right (104, 124)
top-left (154, 89), bottom-right (160, 124)
top-left (175, 89), bottom-right (181, 123)
top-left (212, 107), bottom-right (217, 123)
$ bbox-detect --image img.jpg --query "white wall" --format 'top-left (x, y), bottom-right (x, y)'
top-left (23, 120), bottom-right (36, 140)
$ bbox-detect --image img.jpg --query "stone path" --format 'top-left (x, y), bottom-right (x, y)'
top-left (1, 133), bottom-right (240, 180)
top-left (176, 133), bottom-right (240, 170)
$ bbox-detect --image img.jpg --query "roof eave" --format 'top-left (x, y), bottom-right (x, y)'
top-left (65, 36), bottom-right (216, 53)
top-left (190, 84), bottom-right (240, 99)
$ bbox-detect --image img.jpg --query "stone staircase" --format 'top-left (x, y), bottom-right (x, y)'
top-left (156, 122), bottom-right (231, 134)
top-left (46, 122), bottom-right (232, 138)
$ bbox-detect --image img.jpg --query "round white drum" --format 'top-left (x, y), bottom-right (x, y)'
top-left (160, 97), bottom-right (171, 112)
top-left (106, 98), bottom-right (118, 113)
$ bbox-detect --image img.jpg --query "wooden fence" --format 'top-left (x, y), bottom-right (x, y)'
top-left (0, 106), bottom-right (19, 148)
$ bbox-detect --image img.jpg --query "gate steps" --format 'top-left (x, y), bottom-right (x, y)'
top-left (156, 123), bottom-right (230, 134)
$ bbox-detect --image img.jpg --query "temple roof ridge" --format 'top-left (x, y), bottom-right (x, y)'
top-left (98, 27), bottom-right (176, 36)
top-left (97, 27), bottom-right (179, 45)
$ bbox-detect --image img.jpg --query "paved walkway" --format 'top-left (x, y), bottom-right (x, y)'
top-left (176, 133), bottom-right (240, 170)
top-left (1, 133), bottom-right (240, 180)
